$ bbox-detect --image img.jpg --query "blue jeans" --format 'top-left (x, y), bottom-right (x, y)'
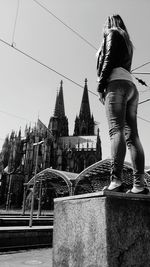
top-left (105, 80), bottom-right (145, 186)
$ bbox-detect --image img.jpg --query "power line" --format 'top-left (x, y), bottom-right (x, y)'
top-left (139, 99), bottom-right (150, 105)
top-left (0, 109), bottom-right (35, 123)
top-left (132, 72), bottom-right (150, 75)
top-left (32, 0), bottom-right (97, 51)
top-left (1, 20), bottom-right (150, 123)
top-left (0, 37), bottom-right (98, 97)
top-left (137, 116), bottom-right (150, 124)
top-left (9, 0), bottom-right (150, 97)
top-left (0, 1), bottom-right (149, 144)
top-left (32, 0), bottom-right (150, 77)
top-left (32, 0), bottom-right (150, 91)
top-left (0, 36), bottom-right (150, 123)
top-left (131, 61), bottom-right (150, 72)
top-left (32, 0), bottom-right (150, 81)
top-left (0, 98), bottom-right (149, 124)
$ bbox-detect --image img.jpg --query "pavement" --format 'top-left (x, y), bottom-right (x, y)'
top-left (0, 248), bottom-right (52, 267)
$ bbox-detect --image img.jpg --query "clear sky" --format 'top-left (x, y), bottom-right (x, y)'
top-left (0, 0), bottom-right (150, 165)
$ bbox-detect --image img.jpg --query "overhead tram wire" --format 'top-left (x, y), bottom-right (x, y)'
top-left (29, 1), bottom-right (150, 105)
top-left (19, 1), bottom-right (150, 97)
top-left (32, 0), bottom-right (150, 76)
top-left (132, 72), bottom-right (150, 75)
top-left (1, 0), bottom-right (150, 124)
top-left (0, 3), bottom-right (149, 143)
top-left (32, 0), bottom-right (97, 51)
top-left (137, 116), bottom-right (150, 124)
top-left (0, 109), bottom-right (35, 123)
top-left (0, 37), bottom-right (98, 97)
top-left (131, 61), bottom-right (150, 72)
top-left (0, 36), bottom-right (150, 125)
top-left (139, 99), bottom-right (150, 105)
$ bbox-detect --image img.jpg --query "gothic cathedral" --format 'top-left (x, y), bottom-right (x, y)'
top-left (0, 79), bottom-right (102, 207)
top-left (48, 78), bottom-right (102, 173)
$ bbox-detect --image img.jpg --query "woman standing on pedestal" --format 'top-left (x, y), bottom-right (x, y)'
top-left (96, 14), bottom-right (149, 194)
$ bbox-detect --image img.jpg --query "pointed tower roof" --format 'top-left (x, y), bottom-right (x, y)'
top-left (49, 80), bottom-right (69, 137)
top-left (73, 78), bottom-right (95, 136)
top-left (54, 90), bottom-right (59, 116)
top-left (54, 80), bottom-right (65, 117)
top-left (79, 78), bottom-right (91, 118)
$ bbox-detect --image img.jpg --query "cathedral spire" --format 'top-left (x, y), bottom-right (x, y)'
top-left (49, 80), bottom-right (68, 137)
top-left (74, 78), bottom-right (95, 136)
top-left (79, 78), bottom-right (91, 119)
top-left (54, 80), bottom-right (65, 118)
top-left (53, 91), bottom-right (59, 117)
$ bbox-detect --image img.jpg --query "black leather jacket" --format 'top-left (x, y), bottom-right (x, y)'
top-left (97, 29), bottom-right (133, 93)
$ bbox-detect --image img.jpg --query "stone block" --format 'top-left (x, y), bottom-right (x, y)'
top-left (53, 191), bottom-right (150, 267)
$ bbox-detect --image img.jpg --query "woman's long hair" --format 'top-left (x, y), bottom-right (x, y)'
top-left (97, 14), bottom-right (133, 58)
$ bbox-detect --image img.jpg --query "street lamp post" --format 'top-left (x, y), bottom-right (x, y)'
top-left (29, 140), bottom-right (44, 227)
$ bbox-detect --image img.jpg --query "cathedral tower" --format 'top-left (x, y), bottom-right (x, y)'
top-left (48, 80), bottom-right (69, 137)
top-left (74, 79), bottom-right (95, 136)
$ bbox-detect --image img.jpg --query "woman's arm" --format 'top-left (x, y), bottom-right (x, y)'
top-left (97, 29), bottom-right (118, 93)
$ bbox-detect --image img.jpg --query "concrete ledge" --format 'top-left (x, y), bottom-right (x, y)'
top-left (0, 217), bottom-right (53, 227)
top-left (0, 226), bottom-right (53, 251)
top-left (53, 191), bottom-right (150, 267)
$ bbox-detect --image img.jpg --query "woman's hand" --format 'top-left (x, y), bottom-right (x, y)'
top-left (98, 92), bottom-right (105, 105)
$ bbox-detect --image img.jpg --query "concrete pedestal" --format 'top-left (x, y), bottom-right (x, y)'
top-left (53, 191), bottom-right (150, 267)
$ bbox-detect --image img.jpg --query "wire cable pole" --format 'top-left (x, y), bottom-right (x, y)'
top-left (12, 0), bottom-right (20, 46)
